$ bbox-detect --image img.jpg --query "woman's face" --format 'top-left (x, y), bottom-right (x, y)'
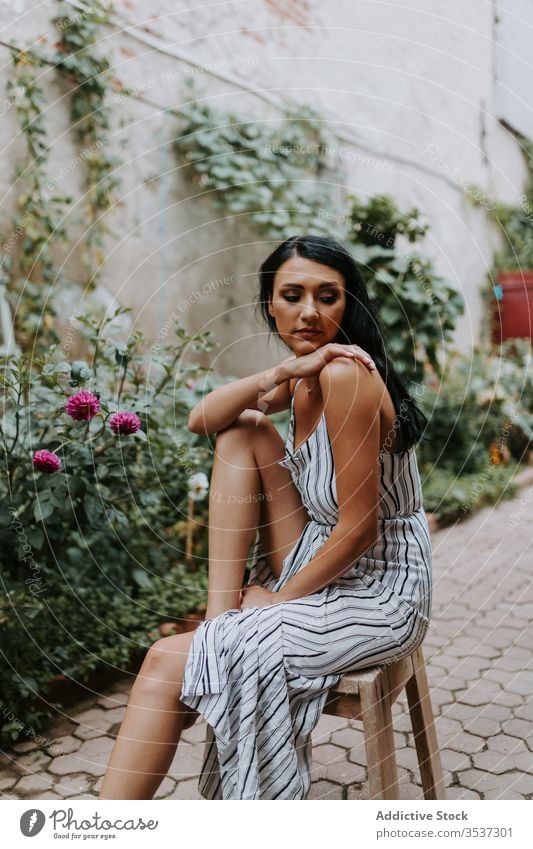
top-left (268, 255), bottom-right (347, 354)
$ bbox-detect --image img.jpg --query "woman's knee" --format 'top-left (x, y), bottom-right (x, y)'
top-left (215, 409), bottom-right (273, 443)
top-left (136, 634), bottom-right (192, 692)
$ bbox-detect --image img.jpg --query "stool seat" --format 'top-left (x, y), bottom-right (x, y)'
top-left (322, 644), bottom-right (446, 799)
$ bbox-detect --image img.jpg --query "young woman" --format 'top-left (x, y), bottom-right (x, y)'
top-left (100, 235), bottom-right (432, 801)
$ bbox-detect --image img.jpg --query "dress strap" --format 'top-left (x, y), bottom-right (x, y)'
top-left (291, 377), bottom-right (304, 400)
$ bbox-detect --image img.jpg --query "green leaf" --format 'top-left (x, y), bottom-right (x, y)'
top-left (380, 305), bottom-right (401, 325)
top-left (21, 675), bottom-right (38, 691)
top-left (24, 527), bottom-right (45, 549)
top-left (65, 546), bottom-right (83, 564)
top-left (34, 500), bottom-right (54, 522)
top-left (132, 568), bottom-right (152, 588)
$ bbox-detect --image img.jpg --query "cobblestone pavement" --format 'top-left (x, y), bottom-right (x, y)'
top-left (2, 486), bottom-right (532, 801)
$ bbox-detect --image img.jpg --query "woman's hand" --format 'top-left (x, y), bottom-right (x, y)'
top-left (283, 343), bottom-right (375, 381)
top-left (240, 585), bottom-right (280, 610)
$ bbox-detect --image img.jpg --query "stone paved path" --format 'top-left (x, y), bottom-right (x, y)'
top-left (1, 486), bottom-right (532, 800)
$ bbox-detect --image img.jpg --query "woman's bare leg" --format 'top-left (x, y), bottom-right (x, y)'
top-left (99, 631), bottom-right (195, 800)
top-left (204, 410), bottom-right (309, 618)
top-left (100, 412), bottom-right (309, 798)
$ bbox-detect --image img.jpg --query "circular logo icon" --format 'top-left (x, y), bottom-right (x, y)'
top-left (20, 809), bottom-right (46, 837)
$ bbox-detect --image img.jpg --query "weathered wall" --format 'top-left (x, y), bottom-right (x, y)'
top-left (0, 0), bottom-right (530, 372)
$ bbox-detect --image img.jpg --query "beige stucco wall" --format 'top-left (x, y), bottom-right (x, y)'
top-left (0, 0), bottom-right (530, 373)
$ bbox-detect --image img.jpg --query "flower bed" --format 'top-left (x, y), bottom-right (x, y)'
top-left (0, 309), bottom-right (216, 748)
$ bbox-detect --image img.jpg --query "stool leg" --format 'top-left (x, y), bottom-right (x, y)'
top-left (359, 676), bottom-right (400, 800)
top-left (405, 647), bottom-right (447, 800)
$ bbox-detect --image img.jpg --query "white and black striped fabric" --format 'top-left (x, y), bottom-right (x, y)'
top-left (181, 377), bottom-right (432, 799)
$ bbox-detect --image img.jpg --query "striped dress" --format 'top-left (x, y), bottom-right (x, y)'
top-left (181, 377), bottom-right (432, 800)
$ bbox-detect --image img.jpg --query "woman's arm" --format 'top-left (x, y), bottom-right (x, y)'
top-left (276, 357), bottom-right (382, 602)
top-left (187, 357), bottom-right (295, 435)
top-left (188, 344), bottom-right (376, 436)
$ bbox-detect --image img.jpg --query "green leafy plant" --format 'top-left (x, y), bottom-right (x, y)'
top-left (421, 465), bottom-right (517, 525)
top-left (175, 97), bottom-right (336, 239)
top-left (0, 308), bottom-right (216, 587)
top-left (344, 195), bottom-right (464, 384)
top-left (0, 564), bottom-right (208, 747)
top-left (53, 0), bottom-right (122, 289)
top-left (174, 97), bottom-right (464, 386)
top-left (418, 340), bottom-right (532, 476)
top-left (2, 49), bottom-right (71, 352)
top-left (484, 138), bottom-right (533, 275)
top-left (468, 137), bottom-right (533, 340)
top-left (1, 2), bottom-right (123, 359)
top-left (0, 306), bottom-right (222, 746)
top-left (417, 340), bottom-right (531, 523)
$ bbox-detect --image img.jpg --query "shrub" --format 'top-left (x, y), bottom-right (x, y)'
top-left (0, 308), bottom-right (216, 587)
top-left (345, 194), bottom-right (464, 385)
top-left (0, 307), bottom-right (218, 746)
top-left (421, 465), bottom-right (518, 525)
top-left (0, 565), bottom-right (208, 745)
top-left (418, 341), bottom-right (532, 476)
top-left (418, 340), bottom-right (531, 523)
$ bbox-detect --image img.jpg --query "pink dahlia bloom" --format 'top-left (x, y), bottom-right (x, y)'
top-left (65, 390), bottom-right (100, 421)
top-left (33, 449), bottom-right (62, 474)
top-left (109, 410), bottom-right (141, 435)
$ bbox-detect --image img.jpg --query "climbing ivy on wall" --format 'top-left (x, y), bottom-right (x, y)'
top-left (1, 1), bottom-right (121, 353)
top-left (2, 48), bottom-right (69, 351)
top-left (174, 97), bottom-right (463, 385)
top-left (53, 0), bottom-right (121, 290)
top-left (1, 1), bottom-right (463, 380)
top-left (174, 98), bottom-right (339, 240)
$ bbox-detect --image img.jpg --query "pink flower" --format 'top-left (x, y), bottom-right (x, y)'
top-left (33, 449), bottom-right (62, 474)
top-left (108, 410), bottom-right (141, 435)
top-left (65, 390), bottom-right (100, 421)
top-left (185, 378), bottom-right (196, 389)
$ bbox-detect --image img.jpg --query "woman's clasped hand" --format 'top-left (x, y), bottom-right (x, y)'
top-left (240, 585), bottom-right (280, 610)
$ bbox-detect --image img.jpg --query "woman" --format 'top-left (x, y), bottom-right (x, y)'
top-left (100, 234), bottom-right (432, 800)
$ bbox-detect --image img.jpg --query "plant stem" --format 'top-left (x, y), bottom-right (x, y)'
top-left (117, 362), bottom-right (127, 404)
top-left (10, 381), bottom-right (23, 455)
top-left (153, 352), bottom-right (180, 398)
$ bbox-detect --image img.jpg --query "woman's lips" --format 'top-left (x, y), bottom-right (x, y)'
top-left (295, 330), bottom-right (321, 338)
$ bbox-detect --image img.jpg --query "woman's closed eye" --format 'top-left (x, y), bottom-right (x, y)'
top-left (283, 295), bottom-right (338, 304)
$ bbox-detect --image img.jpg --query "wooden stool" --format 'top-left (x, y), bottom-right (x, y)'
top-left (322, 644), bottom-right (446, 800)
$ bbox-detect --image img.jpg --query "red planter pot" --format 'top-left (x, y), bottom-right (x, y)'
top-left (492, 271), bottom-right (533, 344)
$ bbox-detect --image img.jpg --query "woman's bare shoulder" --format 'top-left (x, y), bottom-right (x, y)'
top-left (319, 356), bottom-right (382, 403)
top-left (319, 357), bottom-right (399, 448)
